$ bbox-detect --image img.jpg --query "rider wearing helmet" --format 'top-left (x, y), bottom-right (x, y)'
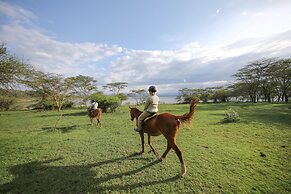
top-left (134, 86), bottom-right (159, 132)
top-left (89, 99), bottom-right (98, 112)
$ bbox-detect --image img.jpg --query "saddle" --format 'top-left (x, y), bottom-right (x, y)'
top-left (142, 112), bottom-right (158, 126)
top-left (88, 108), bottom-right (100, 116)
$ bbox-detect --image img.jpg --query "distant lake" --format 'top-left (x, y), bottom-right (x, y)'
top-left (123, 95), bottom-right (178, 105)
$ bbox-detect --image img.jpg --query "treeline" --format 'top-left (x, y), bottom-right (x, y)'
top-left (0, 44), bottom-right (128, 111)
top-left (177, 58), bottom-right (291, 103)
top-left (2, 43), bottom-right (290, 111)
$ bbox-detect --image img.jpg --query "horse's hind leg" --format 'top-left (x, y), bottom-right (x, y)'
top-left (170, 140), bottom-right (186, 177)
top-left (148, 135), bottom-right (158, 158)
top-left (159, 142), bottom-right (171, 161)
top-left (96, 117), bottom-right (102, 127)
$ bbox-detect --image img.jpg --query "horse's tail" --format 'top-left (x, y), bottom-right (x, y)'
top-left (175, 97), bottom-right (199, 123)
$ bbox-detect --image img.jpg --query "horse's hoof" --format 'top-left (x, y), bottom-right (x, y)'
top-left (138, 151), bottom-right (145, 155)
top-left (179, 172), bottom-right (186, 178)
top-left (179, 164), bottom-right (187, 177)
top-left (159, 157), bottom-right (164, 161)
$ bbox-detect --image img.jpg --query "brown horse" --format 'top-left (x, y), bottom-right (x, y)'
top-left (129, 98), bottom-right (199, 177)
top-left (88, 108), bottom-right (102, 127)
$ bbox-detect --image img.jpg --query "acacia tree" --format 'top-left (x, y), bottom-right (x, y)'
top-left (0, 44), bottom-right (33, 90)
top-left (269, 58), bottom-right (291, 102)
top-left (26, 72), bottom-right (75, 111)
top-left (103, 82), bottom-right (128, 94)
top-left (233, 59), bottom-right (274, 102)
top-left (209, 87), bottom-right (231, 102)
top-left (128, 89), bottom-right (147, 104)
top-left (176, 88), bottom-right (198, 103)
top-left (67, 75), bottom-right (97, 105)
top-left (0, 44), bottom-right (37, 110)
top-left (233, 58), bottom-right (291, 102)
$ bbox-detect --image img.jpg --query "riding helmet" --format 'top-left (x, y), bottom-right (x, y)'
top-left (148, 86), bottom-right (157, 92)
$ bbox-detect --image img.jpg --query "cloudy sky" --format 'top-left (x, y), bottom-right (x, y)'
top-left (1, 0), bottom-right (291, 95)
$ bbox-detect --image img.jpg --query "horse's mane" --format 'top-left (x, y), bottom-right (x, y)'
top-left (131, 107), bottom-right (143, 117)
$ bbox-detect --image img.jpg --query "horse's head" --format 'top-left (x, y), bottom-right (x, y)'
top-left (129, 105), bottom-right (138, 121)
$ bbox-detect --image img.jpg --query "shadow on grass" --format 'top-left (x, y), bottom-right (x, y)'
top-left (209, 104), bottom-right (291, 127)
top-left (0, 153), bottom-right (179, 193)
top-left (243, 113), bottom-right (290, 127)
top-left (42, 125), bottom-right (77, 133)
top-left (63, 111), bottom-right (88, 116)
top-left (39, 111), bottom-right (87, 117)
top-left (234, 107), bottom-right (290, 127)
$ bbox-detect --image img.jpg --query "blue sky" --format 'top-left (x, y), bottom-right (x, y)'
top-left (1, 0), bottom-right (291, 95)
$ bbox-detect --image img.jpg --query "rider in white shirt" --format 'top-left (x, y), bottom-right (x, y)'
top-left (134, 86), bottom-right (159, 132)
top-left (89, 99), bottom-right (98, 112)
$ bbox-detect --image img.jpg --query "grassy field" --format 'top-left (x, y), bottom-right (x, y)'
top-left (0, 103), bottom-right (290, 193)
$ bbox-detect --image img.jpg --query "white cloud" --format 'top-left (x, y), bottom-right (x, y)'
top-left (0, 2), bottom-right (123, 80)
top-left (0, 23), bottom-right (123, 77)
top-left (254, 12), bottom-right (265, 16)
top-left (242, 11), bottom-right (248, 16)
top-left (1, 1), bottom-right (291, 95)
top-left (106, 30), bottom-right (291, 93)
top-left (0, 1), bottom-right (37, 22)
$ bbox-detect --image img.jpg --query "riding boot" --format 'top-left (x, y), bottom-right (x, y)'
top-left (134, 128), bottom-right (142, 132)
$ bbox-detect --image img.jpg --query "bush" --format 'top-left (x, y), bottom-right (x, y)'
top-left (62, 101), bottom-right (74, 109)
top-left (224, 108), bottom-right (240, 123)
top-left (89, 93), bottom-right (121, 112)
top-left (32, 99), bottom-right (73, 111)
top-left (32, 99), bottom-right (55, 110)
top-left (0, 95), bottom-right (15, 111)
top-left (116, 93), bottom-right (128, 101)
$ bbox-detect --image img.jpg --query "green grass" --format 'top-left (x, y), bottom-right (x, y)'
top-left (0, 103), bottom-right (290, 193)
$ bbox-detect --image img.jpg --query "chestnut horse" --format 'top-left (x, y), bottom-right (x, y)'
top-left (129, 98), bottom-right (199, 177)
top-left (88, 108), bottom-right (102, 127)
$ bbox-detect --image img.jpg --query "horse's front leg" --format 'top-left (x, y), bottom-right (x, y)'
top-left (138, 131), bottom-right (145, 154)
top-left (148, 135), bottom-right (158, 158)
top-left (90, 117), bottom-right (93, 127)
top-left (98, 119), bottom-right (102, 127)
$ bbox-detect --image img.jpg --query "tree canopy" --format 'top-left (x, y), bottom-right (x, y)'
top-left (103, 82), bottom-right (128, 95)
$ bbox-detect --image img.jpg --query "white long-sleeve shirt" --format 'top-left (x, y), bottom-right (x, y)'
top-left (144, 94), bottom-right (159, 113)
top-left (91, 101), bottom-right (98, 110)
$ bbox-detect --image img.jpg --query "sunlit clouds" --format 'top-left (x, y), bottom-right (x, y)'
top-left (1, 1), bottom-right (291, 94)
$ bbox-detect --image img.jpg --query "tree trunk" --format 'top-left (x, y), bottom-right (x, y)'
top-left (284, 94), bottom-right (289, 102)
top-left (267, 94), bottom-right (271, 102)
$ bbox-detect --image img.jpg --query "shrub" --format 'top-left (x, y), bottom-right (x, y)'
top-left (116, 93), bottom-right (128, 101)
top-left (32, 99), bottom-right (55, 110)
top-left (32, 99), bottom-right (73, 111)
top-left (89, 93), bottom-right (121, 113)
top-left (224, 108), bottom-right (240, 123)
top-left (0, 95), bottom-right (15, 111)
top-left (62, 101), bottom-right (74, 109)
